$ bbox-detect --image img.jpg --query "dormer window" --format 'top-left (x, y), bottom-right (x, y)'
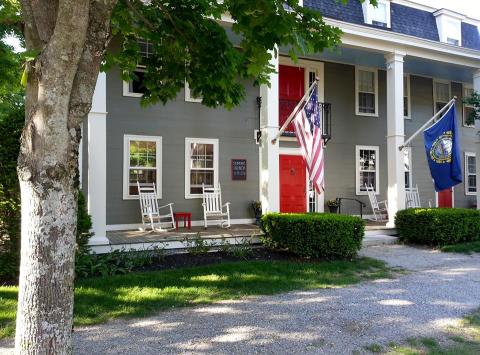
top-left (433, 9), bottom-right (464, 46)
top-left (362, 0), bottom-right (390, 28)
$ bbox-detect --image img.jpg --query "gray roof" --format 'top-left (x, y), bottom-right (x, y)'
top-left (304, 0), bottom-right (480, 51)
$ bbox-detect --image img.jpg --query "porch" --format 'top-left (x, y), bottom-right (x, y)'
top-left (89, 221), bottom-right (397, 253)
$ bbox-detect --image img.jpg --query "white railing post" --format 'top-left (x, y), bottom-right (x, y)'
top-left (385, 51), bottom-right (406, 227)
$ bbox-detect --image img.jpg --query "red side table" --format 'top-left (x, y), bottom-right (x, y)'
top-left (174, 212), bottom-right (191, 230)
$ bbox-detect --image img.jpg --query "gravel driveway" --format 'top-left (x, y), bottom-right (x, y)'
top-left (2, 245), bottom-right (480, 354)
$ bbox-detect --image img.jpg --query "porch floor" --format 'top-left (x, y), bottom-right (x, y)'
top-left (106, 224), bottom-right (263, 245)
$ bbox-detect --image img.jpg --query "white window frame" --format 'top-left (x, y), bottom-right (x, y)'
top-left (404, 74), bottom-right (411, 119)
top-left (404, 147), bottom-right (413, 189)
top-left (356, 145), bottom-right (380, 195)
top-left (433, 79), bottom-right (451, 114)
top-left (123, 68), bottom-right (146, 98)
top-left (463, 84), bottom-right (475, 128)
top-left (185, 137), bottom-right (219, 199)
top-left (123, 134), bottom-right (162, 200)
top-left (184, 81), bottom-right (203, 103)
top-left (355, 66), bottom-right (379, 117)
top-left (465, 152), bottom-right (477, 196)
top-left (362, 0), bottom-right (391, 28)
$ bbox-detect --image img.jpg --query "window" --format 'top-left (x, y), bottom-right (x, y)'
top-left (463, 85), bottom-right (475, 128)
top-left (356, 67), bottom-right (378, 116)
top-left (185, 138), bottom-right (219, 198)
top-left (185, 81), bottom-right (202, 103)
top-left (123, 135), bottom-right (162, 199)
top-left (465, 152), bottom-right (476, 195)
top-left (434, 10), bottom-right (463, 46)
top-left (404, 147), bottom-right (412, 189)
top-left (404, 75), bottom-right (411, 119)
top-left (433, 80), bottom-right (451, 113)
top-left (123, 39), bottom-right (153, 97)
top-left (356, 145), bottom-right (379, 195)
top-left (362, 0), bottom-right (391, 28)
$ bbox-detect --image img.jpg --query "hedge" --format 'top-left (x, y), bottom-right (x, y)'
top-left (260, 213), bottom-right (365, 259)
top-left (395, 208), bottom-right (480, 246)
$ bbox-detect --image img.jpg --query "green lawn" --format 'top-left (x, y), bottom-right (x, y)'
top-left (0, 257), bottom-right (390, 339)
top-left (441, 241), bottom-right (480, 254)
top-left (384, 308), bottom-right (480, 355)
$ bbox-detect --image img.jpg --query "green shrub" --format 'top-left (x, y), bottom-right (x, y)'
top-left (260, 213), bottom-right (365, 259)
top-left (395, 208), bottom-right (480, 246)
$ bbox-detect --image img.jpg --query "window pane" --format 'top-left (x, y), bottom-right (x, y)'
top-left (359, 93), bottom-right (375, 113)
top-left (468, 156), bottom-right (476, 174)
top-left (464, 106), bottom-right (475, 126)
top-left (465, 87), bottom-right (474, 99)
top-left (359, 70), bottom-right (374, 93)
top-left (359, 150), bottom-right (376, 171)
top-left (436, 102), bottom-right (446, 113)
top-left (190, 170), bottom-right (214, 194)
top-left (130, 140), bottom-right (156, 168)
top-left (372, 3), bottom-right (387, 24)
top-left (360, 171), bottom-right (376, 191)
top-left (468, 175), bottom-right (476, 192)
top-left (404, 96), bottom-right (409, 117)
top-left (435, 82), bottom-right (450, 102)
top-left (129, 168), bottom-right (156, 195)
top-left (130, 70), bottom-right (146, 94)
top-left (405, 172), bottom-right (410, 189)
top-left (190, 143), bottom-right (214, 169)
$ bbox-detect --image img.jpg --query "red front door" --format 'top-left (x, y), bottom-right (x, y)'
top-left (280, 155), bottom-right (307, 213)
top-left (438, 188), bottom-right (453, 208)
top-left (279, 65), bottom-right (305, 134)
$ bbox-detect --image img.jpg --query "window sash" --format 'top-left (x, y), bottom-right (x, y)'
top-left (185, 138), bottom-right (218, 198)
top-left (465, 153), bottom-right (477, 195)
top-left (357, 147), bottom-right (379, 194)
top-left (356, 68), bottom-right (377, 116)
top-left (435, 82), bottom-right (450, 103)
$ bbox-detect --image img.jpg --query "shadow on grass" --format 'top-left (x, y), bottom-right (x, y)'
top-left (0, 257), bottom-right (390, 338)
top-left (441, 241), bottom-right (480, 254)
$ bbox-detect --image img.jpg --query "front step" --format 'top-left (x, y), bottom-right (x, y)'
top-left (362, 234), bottom-right (399, 247)
top-left (365, 226), bottom-right (398, 237)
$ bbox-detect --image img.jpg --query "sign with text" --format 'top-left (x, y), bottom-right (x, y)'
top-left (231, 159), bottom-right (247, 181)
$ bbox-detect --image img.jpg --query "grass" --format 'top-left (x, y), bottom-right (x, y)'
top-left (441, 241), bottom-right (480, 254)
top-left (386, 308), bottom-right (480, 355)
top-left (0, 257), bottom-right (390, 339)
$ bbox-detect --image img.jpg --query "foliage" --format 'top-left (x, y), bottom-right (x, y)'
top-left (395, 208), bottom-right (480, 246)
top-left (326, 199), bottom-right (339, 207)
top-left (260, 213), bottom-right (365, 258)
top-left (0, 256), bottom-right (389, 338)
top-left (104, 0), bottom-right (358, 108)
top-left (463, 90), bottom-right (480, 125)
top-left (441, 240), bottom-right (480, 254)
top-left (183, 234), bottom-right (211, 255)
top-left (218, 237), bottom-right (254, 259)
top-left (251, 201), bottom-right (262, 215)
top-left (75, 247), bottom-right (165, 279)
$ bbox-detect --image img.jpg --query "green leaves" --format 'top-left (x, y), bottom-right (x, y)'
top-left (109, 0), bottom-right (368, 109)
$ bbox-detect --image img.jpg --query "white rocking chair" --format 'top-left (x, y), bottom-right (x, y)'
top-left (405, 185), bottom-right (421, 208)
top-left (137, 182), bottom-right (175, 231)
top-left (202, 184), bottom-right (231, 229)
top-left (365, 184), bottom-right (388, 221)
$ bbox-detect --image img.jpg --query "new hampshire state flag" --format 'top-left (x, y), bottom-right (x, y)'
top-left (423, 103), bottom-right (462, 192)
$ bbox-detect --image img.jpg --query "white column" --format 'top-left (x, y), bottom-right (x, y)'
top-left (259, 49), bottom-right (280, 213)
top-left (87, 72), bottom-right (109, 245)
top-left (385, 52), bottom-right (406, 227)
top-left (474, 70), bottom-right (480, 210)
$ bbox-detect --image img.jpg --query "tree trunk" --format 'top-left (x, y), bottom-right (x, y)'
top-left (15, 0), bottom-right (116, 352)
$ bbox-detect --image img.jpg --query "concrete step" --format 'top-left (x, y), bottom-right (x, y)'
top-left (362, 234), bottom-right (399, 247)
top-left (365, 228), bottom-right (397, 237)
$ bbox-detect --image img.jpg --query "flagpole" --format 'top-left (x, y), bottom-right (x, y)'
top-left (271, 79), bottom-right (318, 145)
top-left (398, 96), bottom-right (457, 151)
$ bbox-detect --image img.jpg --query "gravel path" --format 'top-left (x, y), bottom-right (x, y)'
top-left (2, 245), bottom-right (480, 354)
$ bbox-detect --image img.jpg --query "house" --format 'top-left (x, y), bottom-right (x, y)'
top-left (81, 0), bottom-right (480, 250)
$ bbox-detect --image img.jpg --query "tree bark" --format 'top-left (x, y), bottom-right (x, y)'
top-left (15, 0), bottom-right (115, 353)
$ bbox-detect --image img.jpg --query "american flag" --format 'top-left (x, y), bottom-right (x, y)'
top-left (292, 86), bottom-right (325, 194)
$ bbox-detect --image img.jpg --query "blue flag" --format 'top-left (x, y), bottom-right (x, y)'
top-left (423, 103), bottom-right (462, 192)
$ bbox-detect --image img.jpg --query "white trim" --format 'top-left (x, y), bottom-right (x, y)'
top-left (433, 79), bottom-right (452, 114)
top-left (106, 218), bottom-right (256, 231)
top-left (184, 81), bottom-right (203, 103)
top-left (362, 0), bottom-right (391, 28)
top-left (356, 145), bottom-right (380, 195)
top-left (324, 18), bottom-right (480, 68)
top-left (123, 135), bottom-right (163, 200)
top-left (355, 66), bottom-right (379, 117)
top-left (465, 152), bottom-right (477, 196)
top-left (122, 67), bottom-right (145, 98)
top-left (185, 137), bottom-right (219, 199)
top-left (404, 74), bottom-right (411, 119)
top-left (463, 84), bottom-right (475, 128)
